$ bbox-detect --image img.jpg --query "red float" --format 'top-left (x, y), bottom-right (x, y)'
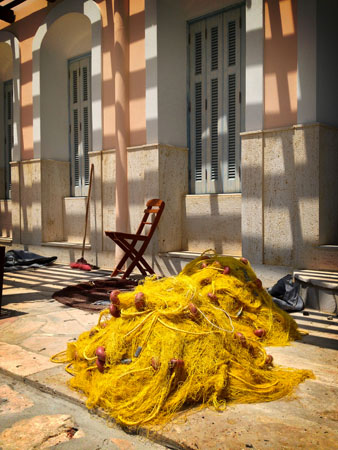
top-left (109, 303), bottom-right (121, 318)
top-left (135, 292), bottom-right (146, 311)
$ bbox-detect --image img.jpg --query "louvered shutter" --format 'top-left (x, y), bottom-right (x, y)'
top-left (69, 56), bottom-right (92, 196)
top-left (80, 57), bottom-right (91, 187)
top-left (189, 9), bottom-right (241, 194)
top-left (223, 9), bottom-right (241, 193)
top-left (206, 14), bottom-right (223, 193)
top-left (189, 20), bottom-right (206, 194)
top-left (4, 80), bottom-right (13, 199)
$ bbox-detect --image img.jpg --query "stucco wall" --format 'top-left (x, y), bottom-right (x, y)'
top-left (41, 159), bottom-right (70, 242)
top-left (19, 159), bottom-right (42, 244)
top-left (0, 200), bottom-right (12, 237)
top-left (128, 144), bottom-right (189, 253)
top-left (63, 197), bottom-right (88, 243)
top-left (184, 194), bottom-right (242, 255)
top-left (241, 123), bottom-right (338, 270)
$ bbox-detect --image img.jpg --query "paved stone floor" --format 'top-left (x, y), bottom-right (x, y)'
top-left (1, 264), bottom-right (338, 449)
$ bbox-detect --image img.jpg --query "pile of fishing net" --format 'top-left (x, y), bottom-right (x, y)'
top-left (52, 252), bottom-right (314, 427)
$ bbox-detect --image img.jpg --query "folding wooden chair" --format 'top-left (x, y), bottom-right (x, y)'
top-left (105, 199), bottom-right (165, 279)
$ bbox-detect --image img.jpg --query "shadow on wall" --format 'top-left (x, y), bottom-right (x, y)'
top-left (264, 0), bottom-right (297, 129)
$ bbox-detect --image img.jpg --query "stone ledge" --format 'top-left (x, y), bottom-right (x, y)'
top-left (0, 237), bottom-right (12, 244)
top-left (42, 241), bottom-right (91, 250)
top-left (319, 245), bottom-right (338, 251)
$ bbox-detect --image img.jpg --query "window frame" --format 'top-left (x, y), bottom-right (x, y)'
top-left (188, 6), bottom-right (243, 195)
top-left (68, 54), bottom-right (92, 197)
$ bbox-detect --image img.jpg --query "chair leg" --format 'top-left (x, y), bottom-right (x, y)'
top-left (111, 238), bottom-right (148, 278)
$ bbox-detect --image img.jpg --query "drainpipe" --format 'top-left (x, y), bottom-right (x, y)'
top-left (114, 0), bottom-right (130, 264)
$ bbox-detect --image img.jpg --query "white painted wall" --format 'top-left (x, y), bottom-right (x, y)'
top-left (40, 13), bottom-right (91, 161)
top-left (245, 0), bottom-right (263, 131)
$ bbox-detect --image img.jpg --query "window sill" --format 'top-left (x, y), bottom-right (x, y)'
top-left (42, 241), bottom-right (91, 250)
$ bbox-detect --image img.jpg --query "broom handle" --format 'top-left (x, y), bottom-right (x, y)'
top-left (81, 164), bottom-right (94, 259)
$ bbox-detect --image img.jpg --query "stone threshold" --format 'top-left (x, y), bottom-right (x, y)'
top-left (42, 241), bottom-right (91, 250)
top-left (319, 245), bottom-right (338, 250)
top-left (160, 250), bottom-right (241, 260)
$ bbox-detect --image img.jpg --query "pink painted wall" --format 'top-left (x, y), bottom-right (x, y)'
top-left (96, 0), bottom-right (116, 150)
top-left (0, 0), bottom-right (146, 158)
top-left (129, 0), bottom-right (146, 147)
top-left (0, 1), bottom-right (47, 160)
top-left (264, 0), bottom-right (297, 129)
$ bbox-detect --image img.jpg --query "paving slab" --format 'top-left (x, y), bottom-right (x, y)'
top-left (0, 342), bottom-right (56, 376)
top-left (0, 383), bottom-right (34, 414)
top-left (0, 373), bottom-right (163, 450)
top-left (1, 264), bottom-right (337, 450)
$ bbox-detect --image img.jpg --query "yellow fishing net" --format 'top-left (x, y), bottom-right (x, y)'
top-left (52, 252), bottom-right (314, 427)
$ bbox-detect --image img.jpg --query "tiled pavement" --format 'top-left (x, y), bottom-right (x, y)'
top-left (0, 264), bottom-right (338, 449)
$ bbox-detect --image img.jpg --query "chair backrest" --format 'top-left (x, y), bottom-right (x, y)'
top-left (135, 199), bottom-right (165, 239)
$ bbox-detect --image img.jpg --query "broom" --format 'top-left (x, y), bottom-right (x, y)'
top-left (70, 163), bottom-right (94, 271)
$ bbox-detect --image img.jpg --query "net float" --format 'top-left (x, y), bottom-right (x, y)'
top-left (255, 279), bottom-right (263, 289)
top-left (200, 262), bottom-right (208, 269)
top-left (188, 302), bottom-right (198, 317)
top-left (95, 358), bottom-right (105, 373)
top-left (95, 346), bottom-right (106, 361)
top-left (134, 292), bottom-right (146, 311)
top-left (100, 322), bottom-right (108, 328)
top-left (265, 354), bottom-right (273, 366)
top-left (254, 328), bottom-right (266, 338)
top-left (169, 358), bottom-right (184, 369)
top-left (109, 303), bottom-right (121, 318)
top-left (223, 266), bottom-right (231, 275)
top-left (207, 292), bottom-right (218, 303)
top-left (240, 257), bottom-right (248, 265)
top-left (109, 290), bottom-right (121, 305)
top-left (151, 357), bottom-right (160, 371)
top-left (234, 332), bottom-right (247, 346)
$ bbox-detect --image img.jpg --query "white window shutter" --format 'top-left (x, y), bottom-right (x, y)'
top-left (80, 58), bottom-right (91, 187)
top-left (189, 8), bottom-right (241, 194)
top-left (69, 56), bottom-right (92, 196)
top-left (189, 20), bottom-right (207, 194)
top-left (223, 8), bottom-right (241, 193)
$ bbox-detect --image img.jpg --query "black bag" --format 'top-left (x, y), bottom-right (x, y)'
top-left (4, 250), bottom-right (57, 271)
top-left (268, 274), bottom-right (304, 312)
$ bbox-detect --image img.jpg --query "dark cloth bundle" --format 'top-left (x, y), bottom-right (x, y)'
top-left (4, 250), bottom-right (57, 272)
top-left (268, 274), bottom-right (304, 312)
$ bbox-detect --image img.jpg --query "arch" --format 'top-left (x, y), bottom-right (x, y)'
top-left (32, 0), bottom-right (102, 159)
top-left (0, 31), bottom-right (21, 162)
